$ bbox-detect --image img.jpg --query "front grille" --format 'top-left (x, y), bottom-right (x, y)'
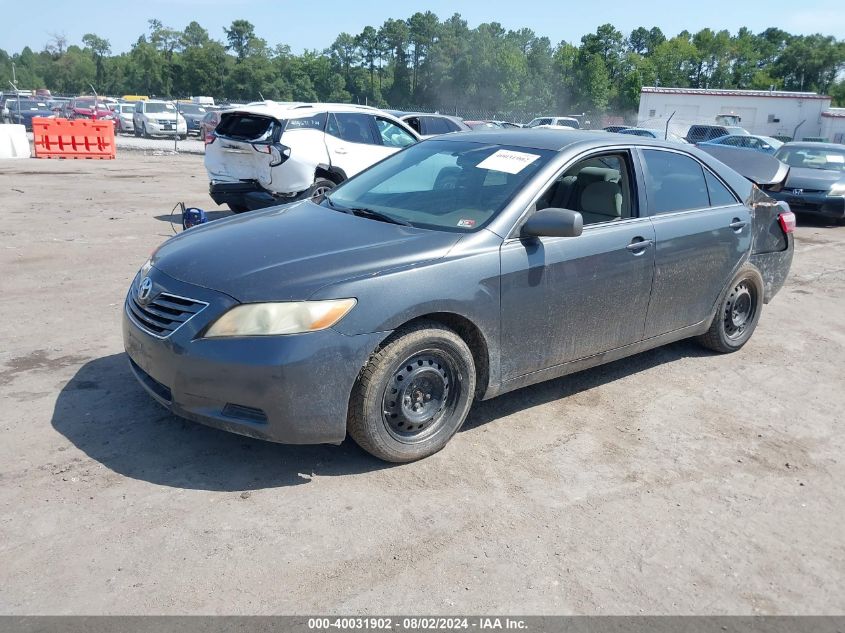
top-left (127, 292), bottom-right (208, 338)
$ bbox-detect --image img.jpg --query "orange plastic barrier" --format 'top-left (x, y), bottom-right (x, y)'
top-left (32, 117), bottom-right (115, 159)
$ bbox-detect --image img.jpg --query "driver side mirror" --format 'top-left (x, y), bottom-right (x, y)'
top-left (521, 208), bottom-right (583, 238)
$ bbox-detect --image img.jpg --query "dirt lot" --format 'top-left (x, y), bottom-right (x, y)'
top-left (0, 152), bottom-right (843, 615)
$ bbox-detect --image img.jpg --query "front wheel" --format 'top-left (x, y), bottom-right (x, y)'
top-left (348, 321), bottom-right (476, 463)
top-left (697, 264), bottom-right (764, 353)
top-left (142, 123), bottom-right (150, 139)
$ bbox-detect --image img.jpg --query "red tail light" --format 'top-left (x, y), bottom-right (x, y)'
top-left (778, 210), bottom-right (796, 234)
top-left (205, 131), bottom-right (216, 145)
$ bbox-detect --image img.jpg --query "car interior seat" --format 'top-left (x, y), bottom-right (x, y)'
top-left (579, 181), bottom-right (624, 224)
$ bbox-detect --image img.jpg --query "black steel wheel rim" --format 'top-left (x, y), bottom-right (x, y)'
top-left (724, 280), bottom-right (757, 339)
top-left (382, 349), bottom-right (461, 444)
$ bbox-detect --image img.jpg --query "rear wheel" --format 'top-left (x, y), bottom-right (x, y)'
top-left (697, 264), bottom-right (764, 353)
top-left (307, 178), bottom-right (336, 201)
top-left (348, 321), bottom-right (476, 463)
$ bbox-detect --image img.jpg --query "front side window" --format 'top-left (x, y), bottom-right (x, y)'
top-left (324, 140), bottom-right (553, 232)
top-left (375, 117), bottom-right (416, 148)
top-left (328, 112), bottom-right (379, 145)
top-left (641, 149), bottom-right (710, 214)
top-left (536, 153), bottom-right (636, 225)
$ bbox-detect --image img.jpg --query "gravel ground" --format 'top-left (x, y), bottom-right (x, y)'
top-left (0, 152), bottom-right (843, 615)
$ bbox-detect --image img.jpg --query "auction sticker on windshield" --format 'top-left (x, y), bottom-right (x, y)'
top-left (477, 150), bottom-right (540, 174)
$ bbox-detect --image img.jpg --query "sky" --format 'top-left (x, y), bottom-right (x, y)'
top-left (3, 0), bottom-right (845, 55)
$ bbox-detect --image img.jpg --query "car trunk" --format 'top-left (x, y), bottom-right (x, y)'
top-left (205, 112), bottom-right (284, 189)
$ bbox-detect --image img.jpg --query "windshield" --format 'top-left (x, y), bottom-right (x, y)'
top-left (775, 146), bottom-right (845, 171)
top-left (323, 140), bottom-right (554, 232)
top-left (527, 118), bottom-right (552, 128)
top-left (146, 102), bottom-right (176, 114)
top-left (13, 100), bottom-right (48, 110)
top-left (119, 104), bottom-right (135, 113)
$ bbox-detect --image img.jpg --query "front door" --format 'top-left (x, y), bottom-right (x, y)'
top-left (499, 151), bottom-right (656, 380)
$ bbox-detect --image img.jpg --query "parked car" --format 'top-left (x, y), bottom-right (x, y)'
top-left (67, 97), bottom-right (115, 125)
top-left (6, 99), bottom-right (55, 130)
top-left (489, 120), bottom-right (523, 128)
top-left (176, 103), bottom-right (211, 136)
top-left (685, 124), bottom-right (749, 144)
top-left (697, 134), bottom-right (783, 155)
top-left (389, 112), bottom-right (470, 138)
top-left (199, 109), bottom-right (225, 143)
top-left (204, 103), bottom-right (420, 212)
top-left (133, 100), bottom-right (188, 139)
top-left (526, 116), bottom-right (581, 130)
top-left (125, 130), bottom-right (795, 462)
top-left (766, 142), bottom-right (845, 223)
top-left (464, 120), bottom-right (502, 130)
top-left (112, 103), bottom-right (135, 134)
top-left (617, 127), bottom-right (688, 143)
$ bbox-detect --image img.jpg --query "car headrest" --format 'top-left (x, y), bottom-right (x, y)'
top-left (581, 181), bottom-right (622, 216)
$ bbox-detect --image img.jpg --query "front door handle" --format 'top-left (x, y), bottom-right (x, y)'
top-left (626, 238), bottom-right (653, 253)
top-left (729, 219), bottom-right (748, 231)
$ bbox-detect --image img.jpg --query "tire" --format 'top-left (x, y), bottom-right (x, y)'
top-left (697, 264), bottom-right (764, 353)
top-left (348, 321), bottom-right (476, 463)
top-left (134, 125), bottom-right (140, 138)
top-left (228, 202), bottom-right (249, 214)
top-left (179, 134), bottom-right (187, 141)
top-left (306, 178), bottom-right (336, 201)
top-left (142, 123), bottom-right (150, 139)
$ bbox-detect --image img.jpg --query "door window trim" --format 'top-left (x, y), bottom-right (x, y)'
top-left (634, 147), bottom-right (741, 218)
top-left (506, 146), bottom-right (643, 240)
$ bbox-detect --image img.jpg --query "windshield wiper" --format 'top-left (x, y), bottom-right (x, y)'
top-left (323, 196), bottom-right (352, 214)
top-left (348, 207), bottom-right (413, 227)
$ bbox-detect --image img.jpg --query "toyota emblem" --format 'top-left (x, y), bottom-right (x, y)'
top-left (792, 188), bottom-right (804, 196)
top-left (137, 277), bottom-right (153, 304)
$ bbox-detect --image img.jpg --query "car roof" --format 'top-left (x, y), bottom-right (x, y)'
top-left (780, 141), bottom-right (845, 151)
top-left (430, 128), bottom-right (686, 151)
top-left (227, 101), bottom-right (392, 118)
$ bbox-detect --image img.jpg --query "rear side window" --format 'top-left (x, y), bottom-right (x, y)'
top-left (704, 170), bottom-right (738, 206)
top-left (216, 113), bottom-right (277, 141)
top-left (641, 149), bottom-right (710, 214)
top-left (328, 113), bottom-right (379, 145)
top-left (285, 112), bottom-right (326, 131)
top-left (375, 117), bottom-right (416, 148)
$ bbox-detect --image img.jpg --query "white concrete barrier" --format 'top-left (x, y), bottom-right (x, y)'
top-left (0, 124), bottom-right (31, 159)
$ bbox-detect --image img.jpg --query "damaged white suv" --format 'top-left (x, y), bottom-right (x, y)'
top-left (205, 102), bottom-right (420, 212)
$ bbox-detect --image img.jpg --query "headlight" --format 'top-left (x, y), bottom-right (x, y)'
top-left (204, 299), bottom-right (357, 338)
top-left (829, 183), bottom-right (845, 196)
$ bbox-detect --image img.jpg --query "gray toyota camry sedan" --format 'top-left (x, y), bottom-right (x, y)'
top-left (124, 130), bottom-right (795, 462)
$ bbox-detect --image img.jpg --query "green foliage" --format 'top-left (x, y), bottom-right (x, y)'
top-left (2, 17), bottom-right (843, 120)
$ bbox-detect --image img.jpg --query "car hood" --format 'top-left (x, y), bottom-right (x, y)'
top-left (151, 201), bottom-right (464, 302)
top-left (783, 167), bottom-right (845, 191)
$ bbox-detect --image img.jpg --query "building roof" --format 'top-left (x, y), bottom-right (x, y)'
top-left (821, 108), bottom-right (845, 118)
top-left (641, 87), bottom-right (831, 100)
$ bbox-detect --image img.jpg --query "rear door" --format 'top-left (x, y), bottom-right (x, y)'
top-left (204, 112), bottom-right (279, 188)
top-left (638, 148), bottom-right (752, 338)
top-left (324, 112), bottom-right (390, 178)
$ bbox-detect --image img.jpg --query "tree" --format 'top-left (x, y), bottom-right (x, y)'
top-left (224, 20), bottom-right (261, 62)
top-left (82, 33), bottom-right (110, 88)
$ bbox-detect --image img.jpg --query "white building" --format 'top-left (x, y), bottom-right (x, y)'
top-left (821, 108), bottom-right (845, 143)
top-left (637, 87), bottom-right (832, 140)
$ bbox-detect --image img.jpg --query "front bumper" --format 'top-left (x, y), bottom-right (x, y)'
top-left (144, 120), bottom-right (188, 135)
top-left (768, 191), bottom-right (845, 219)
top-left (122, 267), bottom-right (386, 444)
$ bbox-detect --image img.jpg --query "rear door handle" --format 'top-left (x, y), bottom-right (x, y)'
top-left (626, 238), bottom-right (653, 253)
top-left (729, 219), bottom-right (748, 230)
